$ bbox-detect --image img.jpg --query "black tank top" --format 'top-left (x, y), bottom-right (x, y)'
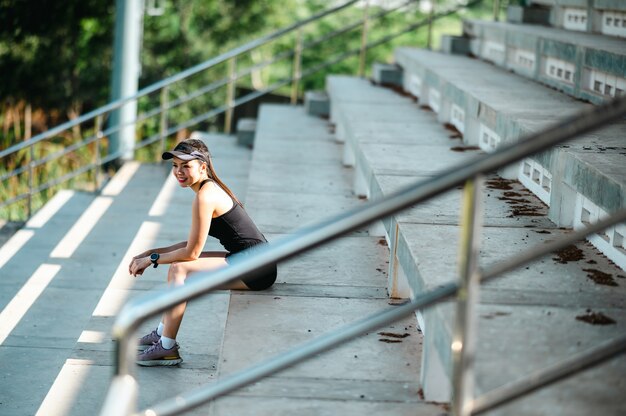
top-left (201, 180), bottom-right (267, 254)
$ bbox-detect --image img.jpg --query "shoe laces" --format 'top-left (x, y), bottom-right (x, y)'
top-left (143, 341), bottom-right (161, 354)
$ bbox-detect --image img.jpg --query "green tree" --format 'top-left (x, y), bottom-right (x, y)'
top-left (0, 0), bottom-right (114, 137)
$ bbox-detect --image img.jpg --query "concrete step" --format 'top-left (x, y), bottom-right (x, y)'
top-left (0, 161), bottom-right (158, 415)
top-left (394, 47), bottom-right (626, 269)
top-left (212, 104), bottom-right (444, 416)
top-left (59, 134), bottom-right (249, 416)
top-left (0, 134), bottom-right (251, 415)
top-left (462, 19), bottom-right (626, 104)
top-left (526, 0), bottom-right (626, 37)
top-left (326, 74), bottom-right (626, 415)
top-left (0, 190), bottom-right (95, 312)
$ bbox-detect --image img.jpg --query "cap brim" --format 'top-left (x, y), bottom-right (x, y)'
top-left (162, 151), bottom-right (198, 161)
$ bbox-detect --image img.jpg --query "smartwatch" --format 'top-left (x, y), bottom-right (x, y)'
top-left (150, 253), bottom-right (160, 268)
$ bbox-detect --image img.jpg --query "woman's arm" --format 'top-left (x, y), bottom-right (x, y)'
top-left (133, 241), bottom-right (187, 260)
top-left (129, 192), bottom-right (215, 276)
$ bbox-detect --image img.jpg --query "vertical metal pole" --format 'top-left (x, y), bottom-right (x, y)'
top-left (159, 86), bottom-right (169, 160)
top-left (426, 1), bottom-right (435, 50)
top-left (291, 29), bottom-right (303, 105)
top-left (358, 0), bottom-right (370, 78)
top-left (108, 0), bottom-right (143, 163)
top-left (94, 115), bottom-right (103, 191)
top-left (451, 175), bottom-right (484, 416)
top-left (27, 145), bottom-right (35, 220)
top-left (24, 103), bottom-right (32, 140)
top-left (224, 57), bottom-right (237, 134)
top-left (493, 0), bottom-right (501, 22)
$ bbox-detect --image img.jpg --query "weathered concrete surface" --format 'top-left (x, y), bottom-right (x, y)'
top-left (211, 392), bottom-right (447, 416)
top-left (463, 19), bottom-right (626, 103)
top-left (327, 74), bottom-right (626, 415)
top-left (215, 104), bottom-right (442, 415)
top-left (394, 47), bottom-right (626, 230)
top-left (0, 134), bottom-right (247, 415)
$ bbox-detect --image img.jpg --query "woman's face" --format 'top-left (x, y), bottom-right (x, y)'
top-left (171, 157), bottom-right (206, 187)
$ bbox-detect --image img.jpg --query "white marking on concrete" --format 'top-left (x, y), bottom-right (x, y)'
top-left (563, 7), bottom-right (587, 32)
top-left (602, 10), bottom-right (626, 38)
top-left (544, 56), bottom-right (576, 84)
top-left (50, 196), bottom-right (113, 258)
top-left (77, 330), bottom-right (106, 343)
top-left (518, 158), bottom-right (551, 205)
top-left (92, 221), bottom-right (162, 317)
top-left (0, 263), bottom-right (61, 344)
top-left (588, 68), bottom-right (626, 98)
top-left (148, 174), bottom-right (177, 217)
top-left (26, 190), bottom-right (74, 229)
top-left (408, 74), bottom-right (422, 98)
top-left (101, 161), bottom-right (140, 196)
top-left (450, 103), bottom-right (465, 134)
top-left (574, 193), bottom-right (626, 271)
top-left (0, 229), bottom-right (34, 270)
top-left (482, 39), bottom-right (505, 65)
top-left (478, 124), bottom-right (500, 152)
top-left (36, 358), bottom-right (93, 416)
top-left (427, 87), bottom-right (441, 113)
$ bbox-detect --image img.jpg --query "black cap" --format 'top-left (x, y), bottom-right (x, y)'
top-left (162, 142), bottom-right (208, 163)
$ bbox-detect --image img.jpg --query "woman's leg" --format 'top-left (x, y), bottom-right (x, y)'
top-left (162, 251), bottom-right (248, 340)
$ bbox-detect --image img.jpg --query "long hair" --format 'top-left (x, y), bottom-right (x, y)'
top-left (176, 138), bottom-right (242, 206)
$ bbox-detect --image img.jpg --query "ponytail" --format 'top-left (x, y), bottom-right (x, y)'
top-left (206, 157), bottom-right (242, 207)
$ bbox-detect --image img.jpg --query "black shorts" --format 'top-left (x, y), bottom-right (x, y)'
top-left (225, 247), bottom-right (277, 291)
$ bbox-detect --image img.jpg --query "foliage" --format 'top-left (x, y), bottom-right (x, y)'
top-left (1, 0), bottom-right (497, 220)
top-left (0, 0), bottom-right (114, 113)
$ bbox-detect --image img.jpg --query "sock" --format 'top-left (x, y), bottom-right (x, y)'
top-left (160, 336), bottom-right (176, 349)
top-left (156, 322), bottom-right (164, 336)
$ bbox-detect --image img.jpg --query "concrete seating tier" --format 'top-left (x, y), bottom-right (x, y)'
top-left (326, 74), bottom-right (626, 415)
top-left (527, 0), bottom-right (626, 37)
top-left (394, 47), bottom-right (626, 270)
top-left (461, 19), bottom-right (626, 104)
top-left (0, 135), bottom-right (252, 415)
top-left (212, 104), bottom-right (445, 415)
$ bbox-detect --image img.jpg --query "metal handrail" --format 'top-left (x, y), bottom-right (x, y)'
top-left (140, 209), bottom-right (626, 416)
top-left (101, 93), bottom-right (626, 415)
top-left (3, 0), bottom-right (443, 218)
top-left (3, 0), bottom-right (484, 219)
top-left (0, 0), bottom-right (361, 160)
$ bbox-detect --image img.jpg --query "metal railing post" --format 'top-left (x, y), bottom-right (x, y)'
top-left (27, 145), bottom-right (35, 219)
top-left (94, 115), bottom-right (103, 191)
top-left (451, 175), bottom-right (484, 416)
top-left (224, 57), bottom-right (237, 134)
top-left (493, 0), bottom-right (501, 21)
top-left (426, 1), bottom-right (435, 50)
top-left (101, 95), bottom-right (626, 415)
top-left (358, 0), bottom-right (370, 77)
top-left (291, 29), bottom-right (303, 105)
top-left (159, 86), bottom-right (169, 160)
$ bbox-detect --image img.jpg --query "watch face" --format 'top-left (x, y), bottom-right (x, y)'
top-left (150, 253), bottom-right (159, 261)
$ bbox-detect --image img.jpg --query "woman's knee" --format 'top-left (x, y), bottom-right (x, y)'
top-left (167, 262), bottom-right (188, 285)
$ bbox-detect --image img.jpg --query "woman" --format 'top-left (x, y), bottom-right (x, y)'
top-left (128, 138), bottom-right (276, 366)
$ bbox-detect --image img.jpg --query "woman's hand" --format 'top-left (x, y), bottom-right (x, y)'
top-left (129, 255), bottom-right (151, 277)
top-left (128, 253), bottom-right (145, 275)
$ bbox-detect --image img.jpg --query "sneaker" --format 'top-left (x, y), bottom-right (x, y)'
top-left (137, 329), bottom-right (160, 351)
top-left (137, 340), bottom-right (183, 367)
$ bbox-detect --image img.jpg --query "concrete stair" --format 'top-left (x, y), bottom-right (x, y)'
top-left (1, 3), bottom-right (625, 414)
top-left (326, 68), bottom-right (626, 414)
top-left (394, 47), bottom-right (626, 270)
top-left (0, 118), bottom-right (447, 415)
top-left (526, 0), bottom-right (626, 37)
top-left (461, 19), bottom-right (626, 104)
top-left (0, 135), bottom-right (250, 415)
top-left (210, 104), bottom-right (445, 415)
